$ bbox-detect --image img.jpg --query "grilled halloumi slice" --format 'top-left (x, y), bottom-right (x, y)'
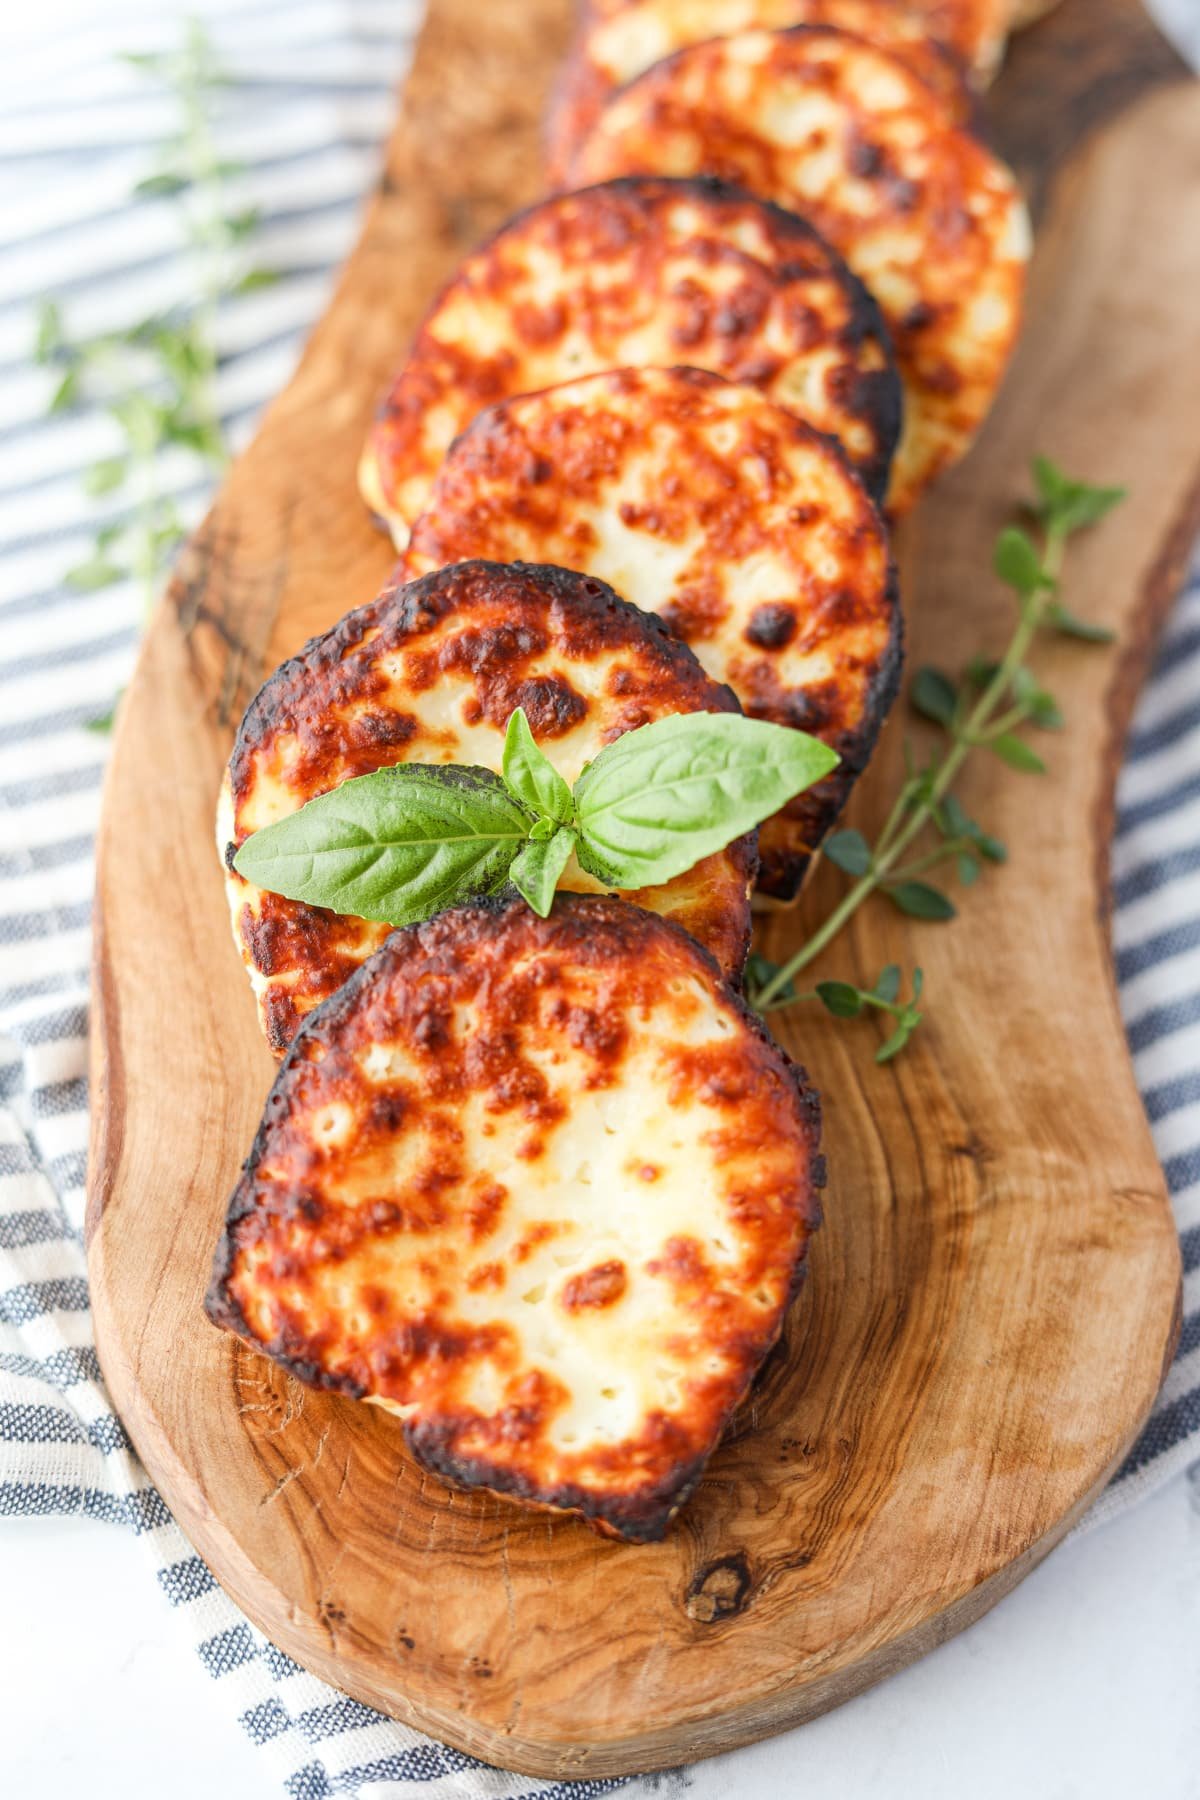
top-left (547, 0), bottom-right (975, 183)
top-left (402, 366), bottom-right (899, 901)
top-left (206, 894), bottom-right (824, 1541)
top-left (358, 175), bottom-right (901, 544)
top-left (1006, 0), bottom-right (1059, 26)
top-left (220, 559), bottom-right (756, 1054)
top-left (569, 27), bottom-right (1031, 513)
top-left (889, 0), bottom-right (1009, 76)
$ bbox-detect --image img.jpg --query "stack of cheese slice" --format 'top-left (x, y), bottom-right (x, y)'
top-left (208, 0), bottom-right (1036, 1539)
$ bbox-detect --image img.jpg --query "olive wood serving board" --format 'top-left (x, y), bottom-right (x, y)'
top-left (87, 0), bottom-right (1198, 1777)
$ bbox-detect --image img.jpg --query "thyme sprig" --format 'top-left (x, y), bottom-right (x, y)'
top-left (746, 458), bottom-right (1126, 1054)
top-left (34, 21), bottom-right (275, 624)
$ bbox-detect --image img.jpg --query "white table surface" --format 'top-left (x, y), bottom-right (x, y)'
top-left (3, 1470), bottom-right (1198, 1800)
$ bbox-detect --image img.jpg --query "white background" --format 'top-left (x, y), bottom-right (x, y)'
top-left (3, 1471), bottom-right (1199, 1798)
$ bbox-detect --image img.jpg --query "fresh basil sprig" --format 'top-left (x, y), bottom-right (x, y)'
top-left (233, 708), bottom-right (838, 925)
top-left (502, 708), bottom-right (573, 824)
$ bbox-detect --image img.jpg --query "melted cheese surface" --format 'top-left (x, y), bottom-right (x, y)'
top-left (207, 895), bottom-right (823, 1540)
top-left (403, 366), bottom-right (899, 898)
top-left (359, 176), bottom-right (901, 544)
top-left (569, 27), bottom-right (1031, 513)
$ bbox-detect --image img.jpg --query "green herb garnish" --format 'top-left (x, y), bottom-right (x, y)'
top-left (745, 458), bottom-right (1126, 1058)
top-left (233, 710), bottom-right (840, 924)
top-left (34, 19), bottom-right (276, 715)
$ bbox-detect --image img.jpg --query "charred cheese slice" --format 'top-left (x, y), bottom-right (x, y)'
top-left (358, 175), bottom-right (901, 543)
top-left (568, 26), bottom-right (1031, 513)
top-left (402, 366), bottom-right (899, 901)
top-left (887, 0), bottom-right (1009, 77)
top-left (546, 0), bottom-right (974, 184)
top-left (1006, 0), bottom-right (1059, 26)
top-left (220, 560), bottom-right (755, 1054)
top-left (205, 894), bottom-right (824, 1541)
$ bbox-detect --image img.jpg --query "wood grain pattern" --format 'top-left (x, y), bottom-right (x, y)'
top-left (87, 0), bottom-right (1196, 1777)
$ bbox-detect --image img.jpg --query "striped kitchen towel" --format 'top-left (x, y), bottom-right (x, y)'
top-left (0, 0), bottom-right (1196, 1796)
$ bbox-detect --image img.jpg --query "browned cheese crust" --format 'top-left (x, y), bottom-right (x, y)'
top-left (221, 560), bottom-right (756, 1053)
top-left (568, 27), bottom-right (1031, 513)
top-left (546, 0), bottom-right (977, 185)
top-left (403, 366), bottom-right (900, 899)
top-left (205, 895), bottom-right (824, 1541)
top-left (358, 175), bottom-right (901, 541)
top-left (1005, 0), bottom-right (1059, 26)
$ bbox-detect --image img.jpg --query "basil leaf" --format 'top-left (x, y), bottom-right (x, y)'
top-left (502, 707), bottom-right (574, 825)
top-left (510, 827), bottom-right (577, 918)
top-left (574, 713), bottom-right (839, 889)
top-left (233, 764), bottom-right (532, 926)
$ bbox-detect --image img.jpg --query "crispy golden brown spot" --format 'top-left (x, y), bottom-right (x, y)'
top-left (358, 175), bottom-right (901, 541)
top-left (1005, 0), bottom-right (1059, 28)
top-left (568, 26), bottom-right (1031, 513)
top-left (916, 0), bottom-right (1010, 73)
top-left (546, 0), bottom-right (977, 184)
top-left (220, 560), bottom-right (755, 1054)
top-left (205, 895), bottom-right (824, 1541)
top-left (403, 366), bottom-right (900, 899)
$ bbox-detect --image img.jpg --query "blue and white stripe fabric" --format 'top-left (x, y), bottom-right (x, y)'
top-left (0, 0), bottom-right (1197, 1792)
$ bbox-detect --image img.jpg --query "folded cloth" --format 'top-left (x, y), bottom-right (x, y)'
top-left (0, 2), bottom-right (1197, 1796)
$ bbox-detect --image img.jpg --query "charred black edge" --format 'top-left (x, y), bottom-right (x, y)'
top-left (370, 172), bottom-right (904, 509)
top-left (229, 553), bottom-right (747, 808)
top-left (756, 523), bottom-right (905, 903)
top-left (403, 1418), bottom-right (713, 1544)
top-left (204, 892), bottom-right (823, 1541)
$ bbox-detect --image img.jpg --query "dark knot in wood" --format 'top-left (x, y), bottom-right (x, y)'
top-left (685, 1552), bottom-right (753, 1623)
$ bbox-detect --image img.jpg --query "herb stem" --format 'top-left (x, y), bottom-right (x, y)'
top-left (35, 21), bottom-right (265, 643)
top-left (754, 524), bottom-right (1068, 1010)
top-left (871, 775), bottom-right (920, 860)
top-left (885, 837), bottom-right (971, 884)
top-left (978, 701), bottom-right (1031, 739)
